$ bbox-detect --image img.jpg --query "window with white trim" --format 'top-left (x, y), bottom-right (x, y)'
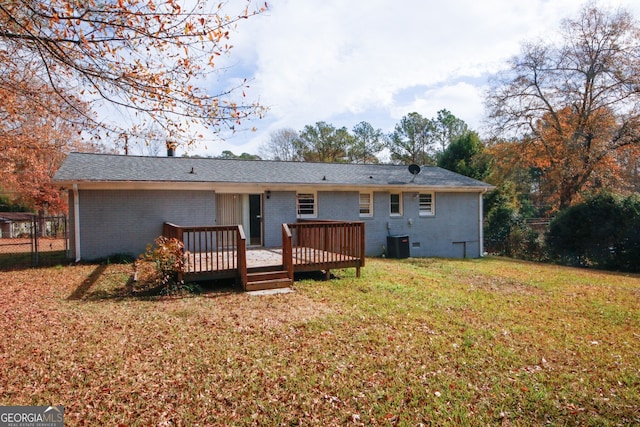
top-left (419, 193), bottom-right (435, 216)
top-left (390, 192), bottom-right (402, 216)
top-left (297, 192), bottom-right (316, 218)
top-left (359, 193), bottom-right (373, 217)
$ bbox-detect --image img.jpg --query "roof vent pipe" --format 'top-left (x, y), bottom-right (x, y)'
top-left (166, 141), bottom-right (176, 157)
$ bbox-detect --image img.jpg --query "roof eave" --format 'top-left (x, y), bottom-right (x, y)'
top-left (56, 179), bottom-right (494, 193)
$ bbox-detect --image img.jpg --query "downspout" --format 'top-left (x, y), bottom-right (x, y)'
top-left (73, 184), bottom-right (81, 262)
top-left (479, 191), bottom-right (485, 257)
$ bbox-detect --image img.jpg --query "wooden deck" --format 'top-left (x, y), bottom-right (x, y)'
top-left (164, 221), bottom-right (365, 291)
top-left (188, 247), bottom-right (358, 270)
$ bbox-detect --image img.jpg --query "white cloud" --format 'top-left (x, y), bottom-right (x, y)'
top-left (192, 0), bottom-right (640, 156)
top-left (390, 81), bottom-right (486, 129)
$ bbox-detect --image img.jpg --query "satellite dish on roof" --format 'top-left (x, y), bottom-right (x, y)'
top-left (408, 164), bottom-right (421, 175)
top-left (408, 164), bottom-right (421, 182)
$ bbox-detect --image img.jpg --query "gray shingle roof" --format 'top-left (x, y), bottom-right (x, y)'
top-left (54, 152), bottom-right (493, 190)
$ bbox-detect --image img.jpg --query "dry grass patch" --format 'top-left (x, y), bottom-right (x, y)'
top-left (0, 258), bottom-right (639, 426)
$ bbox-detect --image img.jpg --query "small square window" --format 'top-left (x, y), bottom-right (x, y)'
top-left (419, 193), bottom-right (435, 216)
top-left (359, 193), bottom-right (373, 217)
top-left (390, 193), bottom-right (402, 216)
top-left (297, 193), bottom-right (316, 218)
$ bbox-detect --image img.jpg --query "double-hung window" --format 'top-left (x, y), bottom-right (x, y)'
top-left (297, 192), bottom-right (316, 218)
top-left (359, 193), bottom-right (373, 217)
top-left (390, 192), bottom-right (402, 216)
top-left (419, 193), bottom-right (435, 216)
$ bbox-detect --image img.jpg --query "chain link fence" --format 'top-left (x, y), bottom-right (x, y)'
top-left (0, 213), bottom-right (69, 269)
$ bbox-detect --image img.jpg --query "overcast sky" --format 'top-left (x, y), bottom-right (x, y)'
top-left (180, 0), bottom-right (640, 157)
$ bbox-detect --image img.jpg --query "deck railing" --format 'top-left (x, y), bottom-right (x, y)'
top-left (163, 222), bottom-right (247, 283)
top-left (164, 220), bottom-right (364, 285)
top-left (281, 224), bottom-right (294, 282)
top-left (288, 220), bottom-right (365, 276)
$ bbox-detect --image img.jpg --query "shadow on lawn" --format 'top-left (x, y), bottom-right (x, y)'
top-left (0, 250), bottom-right (69, 271)
top-left (67, 265), bottom-right (338, 302)
top-left (67, 262), bottom-right (146, 301)
top-left (69, 266), bottom-right (242, 301)
top-left (67, 264), bottom-right (110, 300)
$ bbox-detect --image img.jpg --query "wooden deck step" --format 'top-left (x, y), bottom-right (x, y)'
top-left (245, 269), bottom-right (292, 291)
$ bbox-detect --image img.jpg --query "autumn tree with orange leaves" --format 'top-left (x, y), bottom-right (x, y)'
top-left (0, 0), bottom-right (267, 146)
top-left (0, 71), bottom-right (103, 214)
top-left (1, 0), bottom-right (266, 213)
top-left (487, 4), bottom-right (640, 211)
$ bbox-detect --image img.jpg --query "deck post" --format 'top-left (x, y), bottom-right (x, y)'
top-left (237, 225), bottom-right (247, 290)
top-left (359, 222), bottom-right (365, 268)
top-left (282, 224), bottom-right (294, 281)
top-left (164, 222), bottom-right (185, 282)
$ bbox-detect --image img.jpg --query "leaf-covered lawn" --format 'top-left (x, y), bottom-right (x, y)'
top-left (0, 257), bottom-right (638, 426)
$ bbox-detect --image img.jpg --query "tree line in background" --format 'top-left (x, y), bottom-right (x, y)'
top-left (258, 109), bottom-right (471, 165)
top-left (1, 2), bottom-right (639, 271)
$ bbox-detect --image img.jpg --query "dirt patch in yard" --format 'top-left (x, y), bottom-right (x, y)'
top-left (209, 290), bottom-right (334, 330)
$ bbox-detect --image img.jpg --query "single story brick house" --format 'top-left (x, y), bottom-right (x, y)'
top-left (54, 152), bottom-right (493, 262)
